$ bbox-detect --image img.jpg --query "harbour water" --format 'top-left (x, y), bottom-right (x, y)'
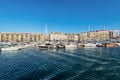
top-left (0, 47), bottom-right (120, 80)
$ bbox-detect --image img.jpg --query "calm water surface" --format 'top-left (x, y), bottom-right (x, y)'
top-left (0, 47), bottom-right (120, 80)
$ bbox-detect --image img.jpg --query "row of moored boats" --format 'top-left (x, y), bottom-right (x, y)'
top-left (0, 42), bottom-right (35, 51)
top-left (36, 41), bottom-right (120, 50)
top-left (1, 41), bottom-right (119, 51)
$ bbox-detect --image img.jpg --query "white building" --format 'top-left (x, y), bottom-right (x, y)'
top-left (79, 32), bottom-right (88, 41)
top-left (49, 32), bottom-right (67, 41)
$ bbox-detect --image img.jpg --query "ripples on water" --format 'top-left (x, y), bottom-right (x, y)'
top-left (0, 47), bottom-right (120, 80)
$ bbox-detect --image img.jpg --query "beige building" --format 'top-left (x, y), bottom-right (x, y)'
top-left (109, 30), bottom-right (116, 39)
top-left (65, 33), bottom-right (78, 41)
top-left (79, 32), bottom-right (88, 41)
top-left (74, 34), bottom-right (79, 41)
top-left (65, 33), bottom-right (74, 41)
top-left (96, 30), bottom-right (110, 40)
top-left (87, 31), bottom-right (97, 40)
top-left (1, 33), bottom-right (8, 42)
top-left (87, 30), bottom-right (110, 40)
top-left (40, 34), bottom-right (46, 41)
top-left (49, 32), bottom-right (67, 41)
top-left (0, 32), bottom-right (44, 42)
top-left (16, 33), bottom-right (21, 42)
top-left (0, 30), bottom-right (115, 42)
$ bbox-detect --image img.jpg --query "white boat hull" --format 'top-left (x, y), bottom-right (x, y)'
top-left (1, 47), bottom-right (20, 51)
top-left (80, 43), bottom-right (97, 48)
top-left (65, 44), bottom-right (77, 48)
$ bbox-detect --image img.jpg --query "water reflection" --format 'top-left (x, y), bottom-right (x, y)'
top-left (0, 47), bottom-right (120, 80)
top-left (65, 48), bottom-right (77, 53)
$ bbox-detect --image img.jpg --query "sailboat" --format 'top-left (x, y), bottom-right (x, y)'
top-left (37, 25), bottom-right (53, 50)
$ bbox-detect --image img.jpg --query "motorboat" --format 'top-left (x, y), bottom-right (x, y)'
top-left (104, 43), bottom-right (116, 48)
top-left (0, 43), bottom-right (20, 51)
top-left (1, 46), bottom-right (20, 51)
top-left (80, 43), bottom-right (97, 48)
top-left (96, 43), bottom-right (105, 47)
top-left (56, 44), bottom-right (65, 49)
top-left (38, 43), bottom-right (53, 50)
top-left (65, 43), bottom-right (77, 48)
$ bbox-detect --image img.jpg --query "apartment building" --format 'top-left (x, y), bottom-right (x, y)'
top-left (49, 32), bottom-right (67, 41)
top-left (65, 33), bottom-right (79, 41)
top-left (109, 30), bottom-right (116, 39)
top-left (96, 30), bottom-right (110, 40)
top-left (79, 32), bottom-right (88, 41)
top-left (0, 32), bottom-right (44, 42)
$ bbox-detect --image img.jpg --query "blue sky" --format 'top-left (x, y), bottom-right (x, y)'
top-left (0, 0), bottom-right (120, 33)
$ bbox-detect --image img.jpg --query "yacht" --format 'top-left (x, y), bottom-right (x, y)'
top-left (80, 43), bottom-right (97, 48)
top-left (56, 44), bottom-right (65, 49)
top-left (1, 46), bottom-right (20, 51)
top-left (0, 43), bottom-right (20, 51)
top-left (104, 43), bottom-right (116, 48)
top-left (38, 43), bottom-right (53, 50)
top-left (65, 42), bottom-right (77, 48)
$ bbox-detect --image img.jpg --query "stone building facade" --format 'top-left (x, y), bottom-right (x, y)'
top-left (65, 34), bottom-right (79, 41)
top-left (0, 32), bottom-right (44, 42)
top-left (49, 32), bottom-right (67, 41)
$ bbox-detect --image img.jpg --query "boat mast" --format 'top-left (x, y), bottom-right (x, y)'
top-left (104, 26), bottom-right (105, 40)
top-left (88, 24), bottom-right (90, 32)
top-left (88, 25), bottom-right (90, 41)
top-left (45, 24), bottom-right (48, 36)
top-left (45, 24), bottom-right (48, 41)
